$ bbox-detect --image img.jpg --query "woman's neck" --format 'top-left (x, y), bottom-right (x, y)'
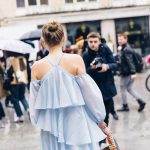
top-left (48, 46), bottom-right (63, 56)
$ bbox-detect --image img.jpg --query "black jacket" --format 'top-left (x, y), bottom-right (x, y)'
top-left (120, 44), bottom-right (136, 76)
top-left (83, 43), bottom-right (117, 100)
top-left (37, 50), bottom-right (49, 60)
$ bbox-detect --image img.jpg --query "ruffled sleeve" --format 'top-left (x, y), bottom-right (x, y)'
top-left (29, 80), bottom-right (41, 125)
top-left (76, 74), bottom-right (106, 124)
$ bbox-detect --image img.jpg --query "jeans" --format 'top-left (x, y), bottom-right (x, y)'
top-left (10, 84), bottom-right (29, 117)
top-left (120, 76), bottom-right (141, 105)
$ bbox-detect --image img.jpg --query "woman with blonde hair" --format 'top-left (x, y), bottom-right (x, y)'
top-left (29, 21), bottom-right (110, 150)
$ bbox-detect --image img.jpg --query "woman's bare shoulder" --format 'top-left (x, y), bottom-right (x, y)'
top-left (64, 53), bottom-right (85, 75)
top-left (31, 59), bottom-right (42, 70)
top-left (64, 53), bottom-right (83, 63)
top-left (31, 58), bottom-right (47, 80)
top-left (31, 58), bottom-right (48, 77)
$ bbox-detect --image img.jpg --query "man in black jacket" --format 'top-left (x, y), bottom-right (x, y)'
top-left (83, 32), bottom-right (118, 125)
top-left (117, 33), bottom-right (146, 112)
top-left (37, 38), bottom-right (49, 60)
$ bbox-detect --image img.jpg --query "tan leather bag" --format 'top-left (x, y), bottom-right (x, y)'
top-left (0, 77), bottom-right (9, 98)
top-left (10, 56), bottom-right (28, 85)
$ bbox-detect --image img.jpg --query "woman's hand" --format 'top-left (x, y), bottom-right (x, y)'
top-left (99, 122), bottom-right (111, 136)
top-left (102, 126), bottom-right (111, 136)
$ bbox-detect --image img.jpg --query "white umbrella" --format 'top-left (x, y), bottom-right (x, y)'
top-left (0, 39), bottom-right (34, 54)
top-left (20, 29), bottom-right (42, 41)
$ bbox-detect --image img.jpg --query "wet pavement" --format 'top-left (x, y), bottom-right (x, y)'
top-left (110, 70), bottom-right (150, 150)
top-left (0, 70), bottom-right (149, 150)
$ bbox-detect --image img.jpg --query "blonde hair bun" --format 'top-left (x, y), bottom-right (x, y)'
top-left (47, 22), bottom-right (59, 32)
top-left (42, 21), bottom-right (64, 47)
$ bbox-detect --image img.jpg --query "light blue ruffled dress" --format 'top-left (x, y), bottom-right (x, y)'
top-left (29, 54), bottom-right (106, 150)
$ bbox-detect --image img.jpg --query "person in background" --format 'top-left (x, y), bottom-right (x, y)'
top-left (75, 23), bottom-right (90, 43)
top-left (0, 102), bottom-right (5, 128)
top-left (29, 21), bottom-right (110, 150)
top-left (36, 38), bottom-right (49, 60)
top-left (100, 38), bottom-right (119, 120)
top-left (0, 51), bottom-right (14, 108)
top-left (69, 35), bottom-right (118, 120)
top-left (146, 55), bottom-right (150, 64)
top-left (0, 51), bottom-right (6, 128)
top-left (6, 53), bottom-right (29, 123)
top-left (83, 32), bottom-right (118, 125)
top-left (117, 33), bottom-right (146, 112)
top-left (63, 39), bottom-right (72, 53)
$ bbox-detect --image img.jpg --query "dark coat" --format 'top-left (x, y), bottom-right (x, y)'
top-left (83, 43), bottom-right (118, 100)
top-left (120, 44), bottom-right (136, 76)
top-left (37, 50), bottom-right (49, 60)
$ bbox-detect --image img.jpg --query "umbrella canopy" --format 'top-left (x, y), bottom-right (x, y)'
top-left (21, 40), bottom-right (35, 48)
top-left (0, 39), bottom-right (34, 54)
top-left (20, 29), bottom-right (42, 41)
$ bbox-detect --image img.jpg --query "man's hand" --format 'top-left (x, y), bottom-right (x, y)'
top-left (131, 74), bottom-right (137, 80)
top-left (99, 64), bottom-right (109, 72)
top-left (90, 63), bottom-right (96, 69)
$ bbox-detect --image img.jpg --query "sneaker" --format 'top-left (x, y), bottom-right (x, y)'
top-left (117, 104), bottom-right (129, 112)
top-left (0, 121), bottom-right (5, 128)
top-left (138, 102), bottom-right (146, 112)
top-left (112, 113), bottom-right (119, 120)
top-left (19, 116), bottom-right (24, 123)
top-left (15, 116), bottom-right (24, 123)
top-left (6, 104), bottom-right (14, 108)
top-left (27, 112), bottom-right (31, 121)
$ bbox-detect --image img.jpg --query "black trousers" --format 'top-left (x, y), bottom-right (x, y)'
top-left (5, 95), bottom-right (12, 106)
top-left (110, 99), bottom-right (116, 115)
top-left (104, 98), bottom-right (113, 125)
top-left (0, 102), bottom-right (5, 120)
top-left (10, 84), bottom-right (29, 117)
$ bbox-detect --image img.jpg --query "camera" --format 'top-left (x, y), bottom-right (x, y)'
top-left (91, 57), bottom-right (103, 71)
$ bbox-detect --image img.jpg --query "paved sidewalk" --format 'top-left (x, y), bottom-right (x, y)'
top-left (110, 70), bottom-right (150, 150)
top-left (0, 70), bottom-right (149, 150)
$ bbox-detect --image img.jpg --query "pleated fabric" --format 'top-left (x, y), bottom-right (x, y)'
top-left (29, 66), bottom-right (106, 150)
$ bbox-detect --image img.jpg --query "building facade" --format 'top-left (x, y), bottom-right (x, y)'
top-left (0, 0), bottom-right (150, 55)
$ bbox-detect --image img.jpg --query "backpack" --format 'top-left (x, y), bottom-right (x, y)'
top-left (132, 52), bottom-right (143, 73)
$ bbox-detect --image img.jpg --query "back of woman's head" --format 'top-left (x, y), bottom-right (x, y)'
top-left (42, 21), bottom-right (64, 47)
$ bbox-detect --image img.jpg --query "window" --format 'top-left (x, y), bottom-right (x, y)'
top-left (66, 21), bottom-right (100, 44)
top-left (28, 0), bottom-right (37, 5)
top-left (115, 17), bottom-right (150, 55)
top-left (65, 0), bottom-right (73, 3)
top-left (40, 0), bottom-right (48, 5)
top-left (16, 0), bottom-right (25, 7)
top-left (77, 0), bottom-right (85, 2)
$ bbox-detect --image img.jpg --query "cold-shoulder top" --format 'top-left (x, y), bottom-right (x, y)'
top-left (29, 53), bottom-right (106, 147)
